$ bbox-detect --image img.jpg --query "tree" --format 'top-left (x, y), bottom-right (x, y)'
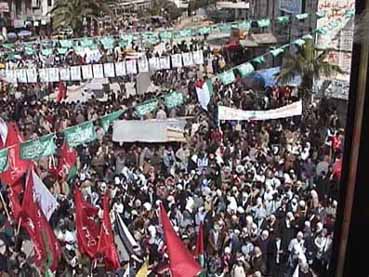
top-left (276, 39), bottom-right (344, 107)
top-left (149, 0), bottom-right (182, 21)
top-left (50, 0), bottom-right (113, 35)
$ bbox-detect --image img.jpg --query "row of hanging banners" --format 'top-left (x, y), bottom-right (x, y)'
top-left (1, 50), bottom-right (205, 84)
top-left (0, 8), bottom-right (343, 56)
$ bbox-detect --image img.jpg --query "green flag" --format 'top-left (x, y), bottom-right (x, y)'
top-left (293, 39), bottom-right (306, 47)
top-left (198, 26), bottom-right (211, 35)
top-left (59, 40), bottom-right (73, 48)
top-left (237, 20), bottom-right (251, 30)
top-left (270, 48), bottom-right (284, 57)
top-left (237, 62), bottom-right (254, 77)
top-left (218, 23), bottom-right (232, 33)
top-left (164, 91), bottom-right (184, 109)
top-left (219, 70), bottom-right (235, 85)
top-left (100, 110), bottom-right (124, 132)
top-left (252, 56), bottom-right (265, 64)
top-left (316, 11), bottom-right (326, 19)
top-left (64, 122), bottom-right (97, 148)
top-left (296, 13), bottom-right (309, 20)
top-left (277, 16), bottom-right (289, 24)
top-left (0, 148), bottom-right (8, 173)
top-left (20, 134), bottom-right (56, 160)
top-left (100, 37), bottom-right (115, 49)
top-left (175, 29), bottom-right (192, 39)
top-left (135, 100), bottom-right (159, 117)
top-left (160, 31), bottom-right (173, 40)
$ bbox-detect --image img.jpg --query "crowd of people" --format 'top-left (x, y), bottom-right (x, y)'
top-left (0, 54), bottom-right (344, 276)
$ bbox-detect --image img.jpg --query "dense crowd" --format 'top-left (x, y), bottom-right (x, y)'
top-left (0, 33), bottom-right (344, 277)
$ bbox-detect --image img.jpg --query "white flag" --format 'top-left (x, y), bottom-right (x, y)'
top-left (0, 117), bottom-right (8, 144)
top-left (195, 80), bottom-right (213, 111)
top-left (32, 170), bottom-right (58, 220)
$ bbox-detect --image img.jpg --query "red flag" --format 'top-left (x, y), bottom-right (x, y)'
top-left (160, 204), bottom-right (201, 277)
top-left (194, 223), bottom-right (204, 257)
top-left (8, 185), bottom-right (23, 220)
top-left (50, 142), bottom-right (77, 180)
top-left (96, 194), bottom-right (120, 270)
top-left (21, 169), bottom-right (61, 272)
top-left (56, 81), bottom-right (67, 103)
top-left (0, 122), bottom-right (31, 185)
top-left (74, 188), bottom-right (100, 258)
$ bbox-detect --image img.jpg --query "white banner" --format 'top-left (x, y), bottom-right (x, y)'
top-left (138, 58), bottom-right (149, 73)
top-left (5, 70), bottom-right (17, 83)
top-left (92, 64), bottom-right (104, 79)
top-left (59, 68), bottom-right (71, 81)
top-left (160, 56), bottom-right (171, 70)
top-left (81, 65), bottom-right (93, 80)
top-left (39, 68), bottom-right (49, 83)
top-left (112, 118), bottom-right (189, 143)
top-left (26, 69), bottom-right (38, 83)
top-left (16, 69), bottom-right (28, 83)
top-left (104, 63), bottom-right (116, 77)
top-left (149, 57), bottom-right (160, 71)
top-left (218, 101), bottom-right (303, 121)
top-left (126, 59), bottom-right (137, 74)
top-left (193, 50), bottom-right (204, 65)
top-left (182, 52), bottom-right (194, 67)
top-left (171, 54), bottom-right (183, 68)
top-left (115, 62), bottom-right (126, 76)
top-left (70, 66), bottom-right (81, 81)
top-left (48, 68), bottom-right (60, 82)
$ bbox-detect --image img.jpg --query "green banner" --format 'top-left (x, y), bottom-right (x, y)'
top-left (270, 48), bottom-right (284, 57)
top-left (198, 27), bottom-right (211, 35)
top-left (59, 40), bottom-right (74, 48)
top-left (277, 16), bottom-right (289, 24)
top-left (257, 19), bottom-right (271, 28)
top-left (160, 31), bottom-right (173, 40)
top-left (296, 13), bottom-right (309, 20)
top-left (164, 91), bottom-right (184, 109)
top-left (293, 39), bottom-right (306, 47)
top-left (135, 100), bottom-right (159, 117)
top-left (218, 23), bottom-right (232, 33)
top-left (20, 134), bottom-right (56, 160)
top-left (237, 62), bottom-right (255, 77)
top-left (237, 21), bottom-right (251, 30)
top-left (100, 110), bottom-right (124, 132)
top-left (219, 70), bottom-right (236, 85)
top-left (0, 148), bottom-right (8, 173)
top-left (175, 29), bottom-right (192, 39)
top-left (64, 122), bottom-right (97, 147)
top-left (252, 56), bottom-right (265, 64)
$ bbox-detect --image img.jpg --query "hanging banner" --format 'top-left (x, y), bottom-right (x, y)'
top-left (104, 63), bottom-right (116, 77)
top-left (164, 91), bottom-right (184, 109)
top-left (92, 64), bottom-right (104, 79)
top-left (39, 68), bottom-right (49, 83)
top-left (20, 134), bottom-right (56, 160)
top-left (115, 62), bottom-right (126, 76)
top-left (219, 70), bottom-right (236, 85)
top-left (0, 148), bottom-right (8, 173)
top-left (138, 58), bottom-right (149, 73)
top-left (159, 56), bottom-right (171, 70)
top-left (81, 65), bottom-right (94, 80)
top-left (100, 110), bottom-right (124, 132)
top-left (182, 52), bottom-right (194, 67)
top-left (126, 59), bottom-right (137, 75)
top-left (26, 69), bottom-right (38, 83)
top-left (279, 0), bottom-right (303, 14)
top-left (16, 69), bottom-right (28, 83)
top-left (64, 121), bottom-right (97, 147)
top-left (149, 57), bottom-right (160, 71)
top-left (192, 50), bottom-right (204, 65)
top-left (218, 101), bottom-right (303, 121)
top-left (135, 100), bottom-right (159, 117)
top-left (5, 70), bottom-right (16, 83)
top-left (70, 66), bottom-right (81, 81)
top-left (48, 68), bottom-right (60, 82)
top-left (112, 118), bottom-right (188, 143)
top-left (237, 63), bottom-right (255, 77)
top-left (171, 54), bottom-right (183, 68)
top-left (59, 68), bottom-right (71, 81)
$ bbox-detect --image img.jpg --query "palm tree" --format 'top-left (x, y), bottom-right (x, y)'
top-left (276, 39), bottom-right (344, 107)
top-left (50, 0), bottom-right (113, 35)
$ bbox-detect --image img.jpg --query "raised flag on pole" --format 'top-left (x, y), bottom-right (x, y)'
top-left (195, 223), bottom-right (206, 276)
top-left (64, 121), bottom-right (97, 147)
top-left (160, 204), bottom-right (201, 277)
top-left (195, 79), bottom-right (213, 111)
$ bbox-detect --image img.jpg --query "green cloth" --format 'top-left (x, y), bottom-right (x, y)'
top-left (237, 20), bottom-right (251, 30)
top-left (41, 48), bottom-right (53, 56)
top-left (252, 56), bottom-right (265, 64)
top-left (100, 110), bottom-right (124, 132)
top-left (277, 16), bottom-right (289, 24)
top-left (219, 70), bottom-right (235, 85)
top-left (296, 13), bottom-right (309, 20)
top-left (270, 48), bottom-right (284, 57)
top-left (135, 100), bottom-right (159, 117)
top-left (164, 91), bottom-right (184, 109)
top-left (57, 48), bottom-right (69, 55)
top-left (293, 39), bottom-right (306, 47)
top-left (0, 148), bottom-right (8, 173)
top-left (64, 122), bottom-right (97, 147)
top-left (237, 62), bottom-right (254, 77)
top-left (20, 134), bottom-right (57, 160)
top-left (160, 31), bottom-right (173, 40)
top-left (59, 40), bottom-right (74, 48)
top-left (257, 19), bottom-right (271, 28)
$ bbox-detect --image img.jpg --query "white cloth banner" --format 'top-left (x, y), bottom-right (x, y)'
top-left (218, 101), bottom-right (303, 121)
top-left (92, 64), bottom-right (104, 79)
top-left (115, 62), bottom-right (126, 76)
top-left (138, 58), bottom-right (149, 73)
top-left (104, 63), bottom-right (116, 77)
top-left (149, 57), bottom-right (160, 71)
top-left (112, 118), bottom-right (189, 143)
top-left (160, 56), bottom-right (171, 70)
top-left (81, 65), bottom-right (93, 80)
top-left (171, 54), bottom-right (183, 68)
top-left (193, 50), bottom-right (204, 65)
top-left (48, 68), bottom-right (60, 82)
top-left (32, 170), bottom-right (58, 220)
top-left (39, 68), bottom-right (49, 83)
top-left (5, 70), bottom-right (17, 83)
top-left (126, 59), bottom-right (137, 74)
top-left (59, 68), bottom-right (71, 81)
top-left (182, 52), bottom-right (194, 67)
top-left (26, 69), bottom-right (38, 83)
top-left (16, 69), bottom-right (28, 83)
top-left (70, 66), bottom-right (81, 81)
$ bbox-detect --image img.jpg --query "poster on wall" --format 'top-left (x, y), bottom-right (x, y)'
top-left (279, 0), bottom-right (302, 14)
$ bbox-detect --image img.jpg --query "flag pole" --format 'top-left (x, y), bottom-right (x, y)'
top-left (0, 190), bottom-right (11, 223)
top-left (15, 217), bottom-right (22, 236)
